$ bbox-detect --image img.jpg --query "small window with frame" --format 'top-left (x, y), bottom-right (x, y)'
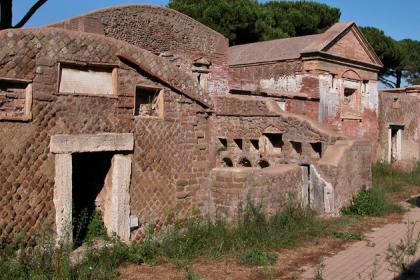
top-left (134, 86), bottom-right (164, 118)
top-left (0, 78), bottom-right (32, 121)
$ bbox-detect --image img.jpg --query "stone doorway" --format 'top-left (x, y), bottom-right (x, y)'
top-left (50, 133), bottom-right (134, 244)
top-left (72, 152), bottom-right (113, 245)
top-left (389, 125), bottom-right (404, 163)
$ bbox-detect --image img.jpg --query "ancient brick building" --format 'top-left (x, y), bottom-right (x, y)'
top-left (0, 5), bottom-right (373, 244)
top-left (229, 22), bottom-right (383, 158)
top-left (378, 86), bottom-right (420, 165)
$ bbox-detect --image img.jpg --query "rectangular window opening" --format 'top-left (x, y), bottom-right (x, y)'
top-left (343, 88), bottom-right (356, 105)
top-left (134, 86), bottom-right (163, 118)
top-left (389, 125), bottom-right (404, 163)
top-left (0, 79), bottom-right (32, 121)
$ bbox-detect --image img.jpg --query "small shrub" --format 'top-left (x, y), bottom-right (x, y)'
top-left (237, 248), bottom-right (277, 266)
top-left (85, 209), bottom-right (109, 242)
top-left (72, 239), bottom-right (130, 280)
top-left (332, 231), bottom-right (363, 241)
top-left (313, 261), bottom-right (325, 280)
top-left (341, 186), bottom-right (401, 216)
top-left (186, 271), bottom-right (202, 280)
top-left (386, 221), bottom-right (420, 276)
top-left (129, 228), bottom-right (159, 264)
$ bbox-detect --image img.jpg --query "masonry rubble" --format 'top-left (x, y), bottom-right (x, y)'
top-left (0, 4), bottom-right (404, 243)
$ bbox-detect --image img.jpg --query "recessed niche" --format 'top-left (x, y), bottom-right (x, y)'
top-left (234, 139), bottom-right (243, 150)
top-left (263, 133), bottom-right (284, 153)
top-left (218, 138), bottom-right (228, 151)
top-left (310, 142), bottom-right (322, 158)
top-left (134, 86), bottom-right (164, 118)
top-left (221, 157), bottom-right (233, 167)
top-left (291, 141), bottom-right (302, 155)
top-left (0, 79), bottom-right (32, 121)
top-left (250, 139), bottom-right (259, 151)
top-left (238, 157), bottom-right (252, 167)
top-left (257, 159), bottom-right (270, 168)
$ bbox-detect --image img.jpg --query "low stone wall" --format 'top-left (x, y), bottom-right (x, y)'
top-left (315, 140), bottom-right (372, 214)
top-left (209, 165), bottom-right (304, 218)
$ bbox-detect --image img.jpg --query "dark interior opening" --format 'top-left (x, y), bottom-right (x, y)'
top-left (250, 139), bottom-right (259, 150)
top-left (72, 152), bottom-right (113, 246)
top-left (134, 86), bottom-right (161, 117)
top-left (218, 138), bottom-right (227, 149)
top-left (390, 125), bottom-right (404, 163)
top-left (310, 142), bottom-right (322, 158)
top-left (221, 157), bottom-right (233, 167)
top-left (239, 157), bottom-right (252, 167)
top-left (257, 159), bottom-right (270, 168)
top-left (264, 133), bottom-right (284, 149)
top-left (291, 141), bottom-right (302, 155)
top-left (234, 139), bottom-right (243, 150)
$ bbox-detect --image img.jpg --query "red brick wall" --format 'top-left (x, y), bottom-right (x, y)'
top-left (0, 28), bottom-right (211, 243)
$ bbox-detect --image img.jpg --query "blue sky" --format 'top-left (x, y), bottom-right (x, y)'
top-left (12, 0), bottom-right (419, 41)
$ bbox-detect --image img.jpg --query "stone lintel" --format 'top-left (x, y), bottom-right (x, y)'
top-left (50, 133), bottom-right (134, 154)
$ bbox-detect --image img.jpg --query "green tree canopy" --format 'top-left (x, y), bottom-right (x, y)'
top-left (361, 26), bottom-right (420, 87)
top-left (257, 1), bottom-right (341, 41)
top-left (168, 0), bottom-right (340, 45)
top-left (399, 39), bottom-right (420, 85)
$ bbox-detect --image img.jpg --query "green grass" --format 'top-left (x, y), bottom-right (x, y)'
top-left (372, 162), bottom-right (420, 194)
top-left (1, 162), bottom-right (420, 279)
top-left (149, 201), bottom-right (330, 263)
top-left (332, 231), bottom-right (363, 241)
top-left (340, 162), bottom-right (420, 217)
top-left (341, 186), bottom-right (402, 216)
top-left (237, 248), bottom-right (278, 266)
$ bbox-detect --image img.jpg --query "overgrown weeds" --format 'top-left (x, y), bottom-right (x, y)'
top-left (341, 186), bottom-right (402, 216)
top-left (2, 162), bottom-right (420, 279)
top-left (386, 221), bottom-right (420, 277)
top-left (146, 201), bottom-right (330, 263)
top-left (237, 248), bottom-right (278, 266)
top-left (340, 162), bottom-right (420, 217)
top-left (373, 163), bottom-right (420, 197)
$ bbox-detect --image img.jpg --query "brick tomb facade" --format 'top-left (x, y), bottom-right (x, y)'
top-left (0, 5), bottom-right (373, 243)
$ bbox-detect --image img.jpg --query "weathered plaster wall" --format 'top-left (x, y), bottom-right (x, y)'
top-left (230, 58), bottom-right (380, 158)
top-left (378, 91), bottom-right (420, 162)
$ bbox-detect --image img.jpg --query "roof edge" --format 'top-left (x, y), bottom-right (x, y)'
top-left (46, 4), bottom-right (227, 41)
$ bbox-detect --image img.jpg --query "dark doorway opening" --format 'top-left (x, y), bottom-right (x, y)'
top-left (72, 152), bottom-right (113, 246)
top-left (390, 125), bottom-right (404, 163)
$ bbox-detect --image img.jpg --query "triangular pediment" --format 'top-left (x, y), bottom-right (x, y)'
top-left (323, 25), bottom-right (383, 67)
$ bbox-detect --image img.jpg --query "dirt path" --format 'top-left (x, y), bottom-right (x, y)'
top-left (299, 205), bottom-right (420, 280)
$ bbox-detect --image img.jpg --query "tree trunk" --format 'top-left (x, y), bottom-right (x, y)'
top-left (0, 0), bottom-right (13, 29)
top-left (396, 69), bottom-right (402, 88)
